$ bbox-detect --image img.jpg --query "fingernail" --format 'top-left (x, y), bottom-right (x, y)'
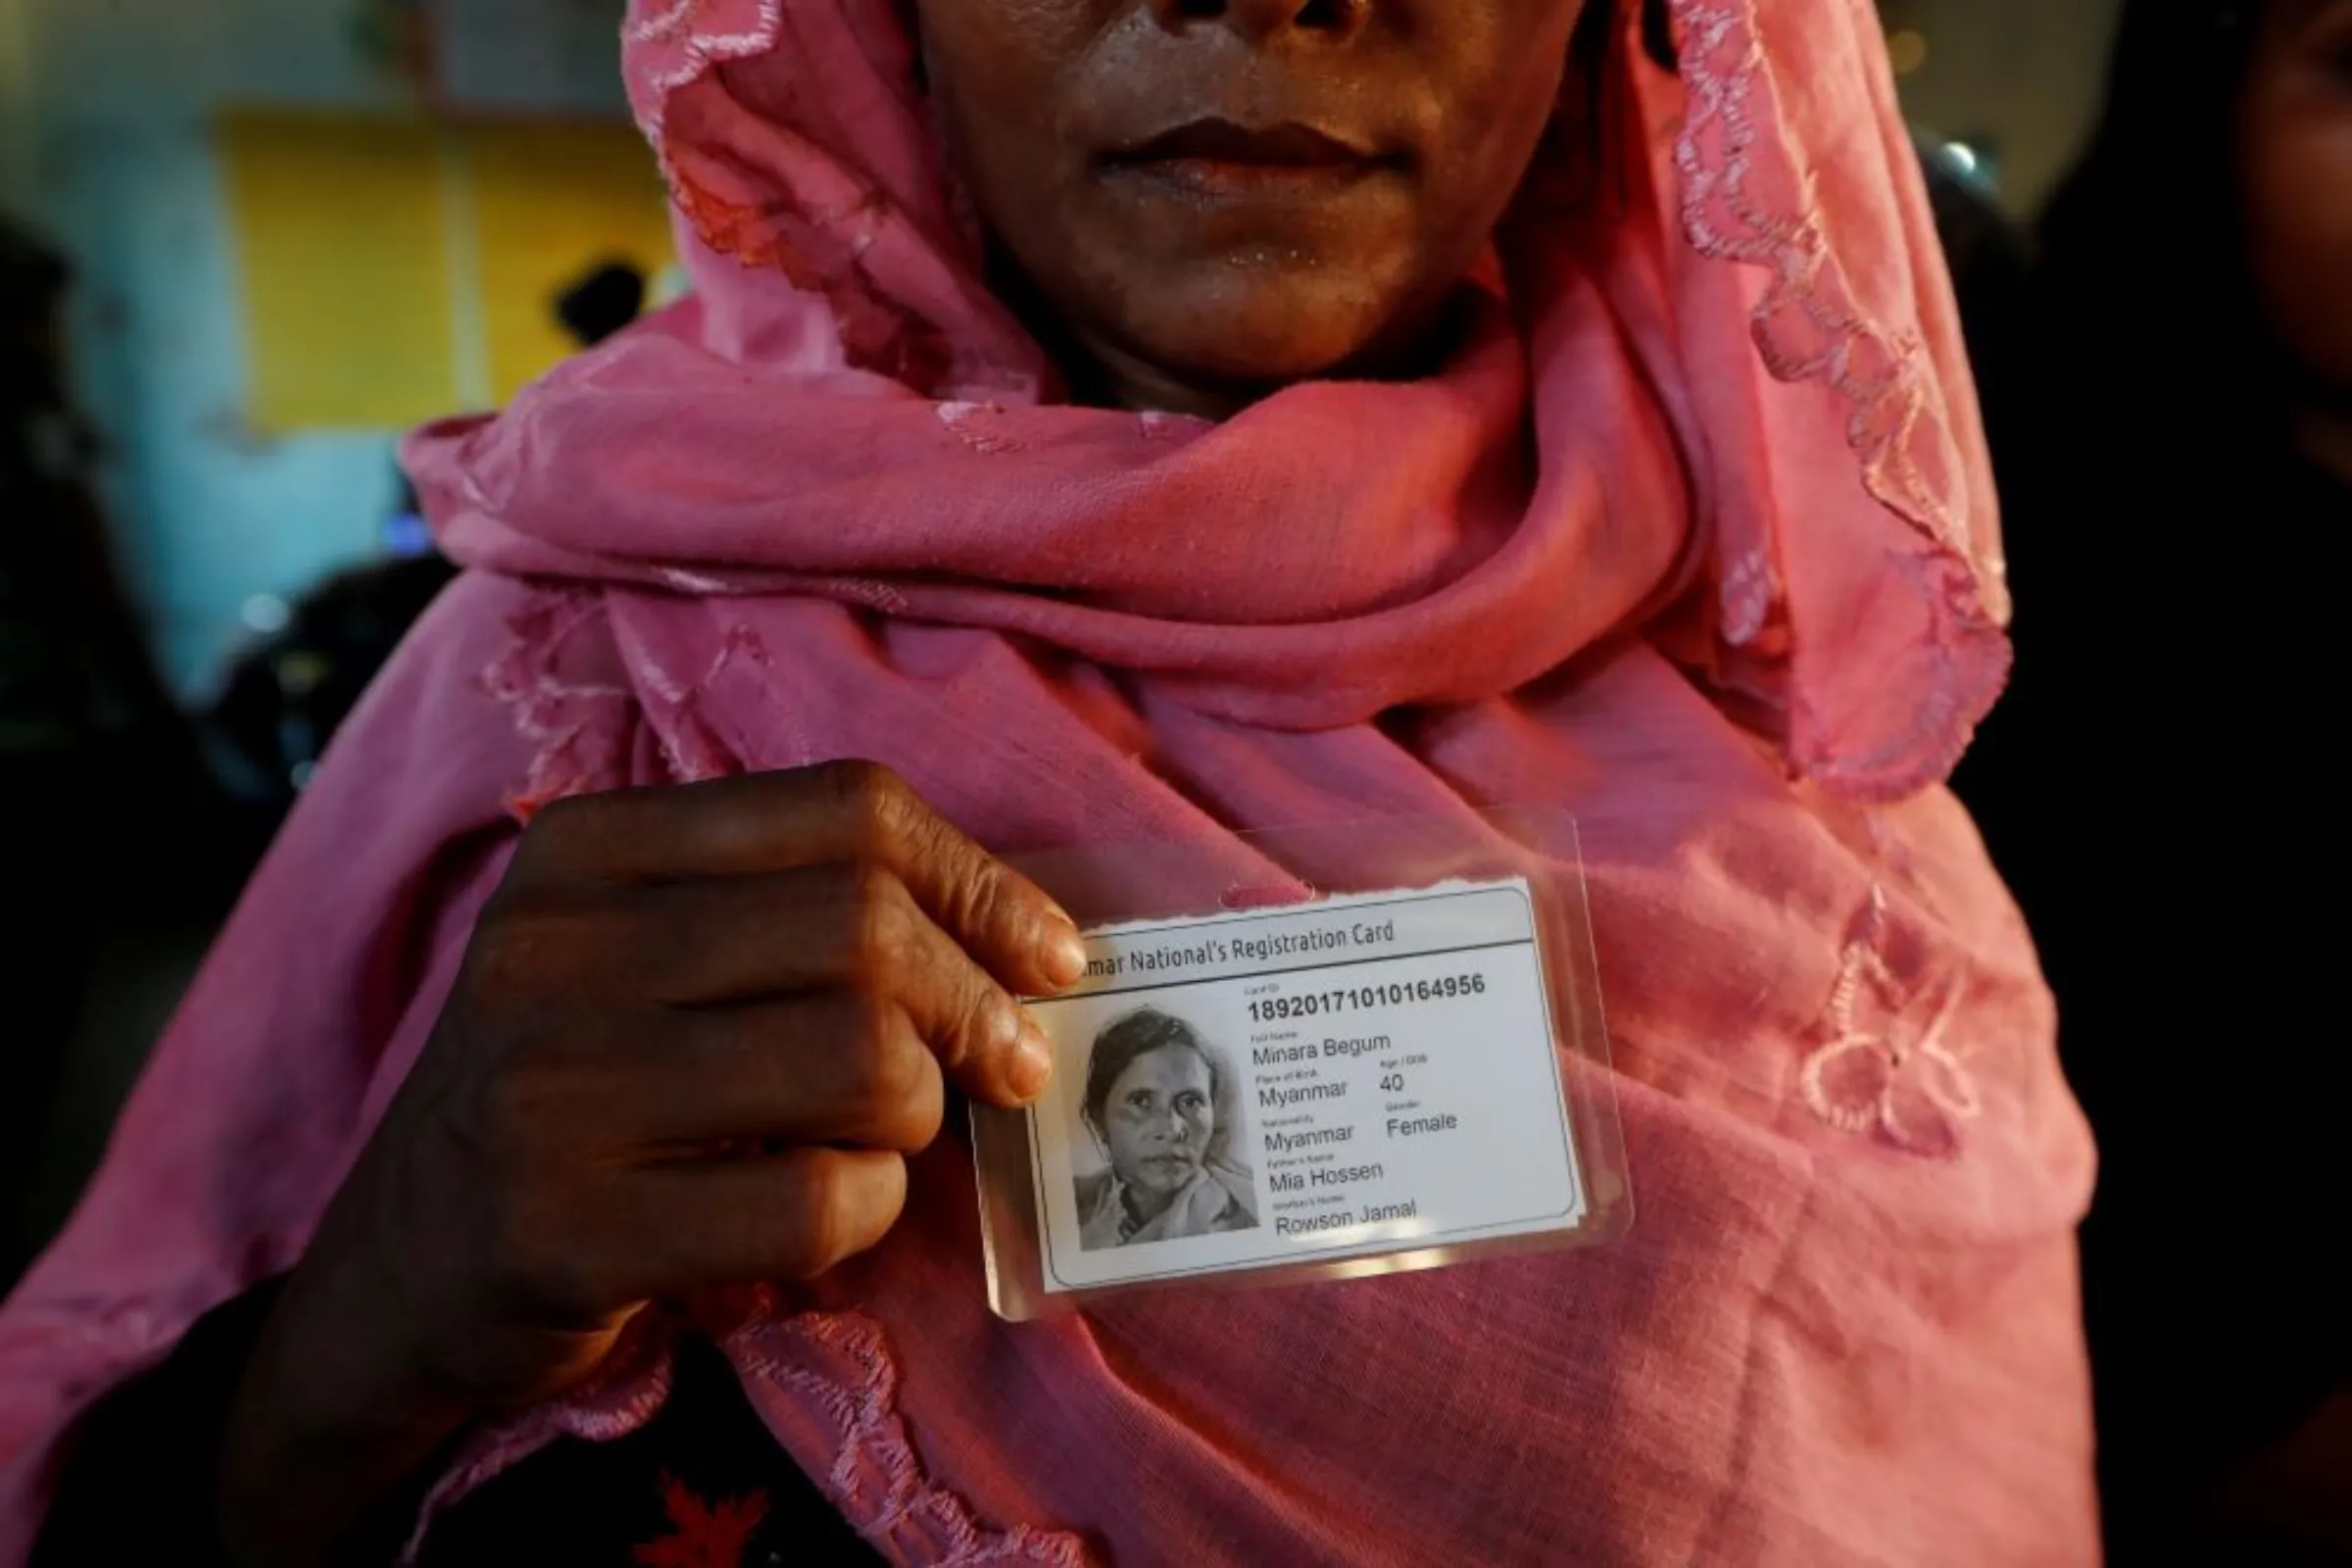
top-left (1040, 914), bottom-right (1089, 990)
top-left (1009, 1017), bottom-right (1054, 1102)
top-left (990, 993), bottom-right (1025, 1052)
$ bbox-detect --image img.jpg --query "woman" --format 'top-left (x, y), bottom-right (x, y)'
top-left (1076, 1010), bottom-right (1257, 1250)
top-left (1958, 0), bottom-right (2352, 1556)
top-left (3, 0), bottom-right (2092, 1563)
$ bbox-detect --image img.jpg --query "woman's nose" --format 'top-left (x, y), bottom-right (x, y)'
top-left (1154, 0), bottom-right (1369, 44)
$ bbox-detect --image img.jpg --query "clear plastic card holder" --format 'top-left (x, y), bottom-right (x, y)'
top-left (971, 808), bottom-right (1630, 1321)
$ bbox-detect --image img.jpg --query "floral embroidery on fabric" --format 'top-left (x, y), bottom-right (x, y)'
top-left (938, 401), bottom-right (1025, 457)
top-left (1799, 885), bottom-right (1984, 1159)
top-left (1718, 546), bottom-right (1773, 647)
top-left (627, 618), bottom-right (777, 785)
top-left (483, 587), bottom-right (831, 826)
top-left (634, 1473), bottom-right (772, 1568)
top-left (478, 589), bottom-right (637, 819)
top-left (393, 1297), bottom-right (1084, 1566)
top-left (666, 173), bottom-right (956, 390)
top-left (729, 1303), bottom-right (1091, 1566)
top-left (830, 578), bottom-right (913, 615)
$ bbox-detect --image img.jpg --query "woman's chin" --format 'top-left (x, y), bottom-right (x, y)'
top-left (1128, 1163), bottom-right (1200, 1197)
top-left (1140, 323), bottom-right (1383, 393)
top-left (1096, 277), bottom-right (1420, 394)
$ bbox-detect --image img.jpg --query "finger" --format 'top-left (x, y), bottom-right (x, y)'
top-left (622, 994), bottom-right (947, 1154)
top-left (508, 771), bottom-right (872, 887)
top-left (849, 773), bottom-right (1090, 1000)
top-left (511, 763), bottom-right (1088, 996)
top-left (621, 864), bottom-right (1054, 1107)
top-left (597, 1150), bottom-right (908, 1298)
top-left (618, 862), bottom-right (915, 1002)
top-left (472, 863), bottom-right (890, 1005)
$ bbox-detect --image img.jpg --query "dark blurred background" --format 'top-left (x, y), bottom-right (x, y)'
top-left (1, 0), bottom-right (676, 1283)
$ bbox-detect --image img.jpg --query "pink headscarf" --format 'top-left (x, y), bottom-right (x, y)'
top-left (0, 1), bottom-right (2095, 1562)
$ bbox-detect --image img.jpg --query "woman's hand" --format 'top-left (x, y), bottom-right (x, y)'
top-left (220, 762), bottom-right (1086, 1565)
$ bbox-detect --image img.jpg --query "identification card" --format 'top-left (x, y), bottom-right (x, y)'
top-left (1017, 877), bottom-right (1586, 1295)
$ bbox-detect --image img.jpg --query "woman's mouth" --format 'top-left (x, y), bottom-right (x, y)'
top-left (1103, 118), bottom-right (1396, 201)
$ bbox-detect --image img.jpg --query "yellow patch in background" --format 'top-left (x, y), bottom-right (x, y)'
top-left (219, 109), bottom-right (673, 431)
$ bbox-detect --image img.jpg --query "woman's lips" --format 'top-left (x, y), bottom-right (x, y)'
top-left (1115, 158), bottom-right (1382, 199)
top-left (1103, 118), bottom-right (1395, 201)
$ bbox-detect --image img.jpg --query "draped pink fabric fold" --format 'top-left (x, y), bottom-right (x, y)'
top-left (0, 1), bottom-right (2096, 1562)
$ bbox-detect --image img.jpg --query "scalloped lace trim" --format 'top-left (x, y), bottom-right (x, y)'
top-left (1672, 0), bottom-right (1974, 569)
top-left (399, 1310), bottom-right (677, 1563)
top-left (393, 1298), bottom-right (1087, 1565)
top-left (1669, 0), bottom-right (2010, 795)
top-left (729, 1302), bottom-right (1091, 1565)
top-left (626, 0), bottom-right (786, 145)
